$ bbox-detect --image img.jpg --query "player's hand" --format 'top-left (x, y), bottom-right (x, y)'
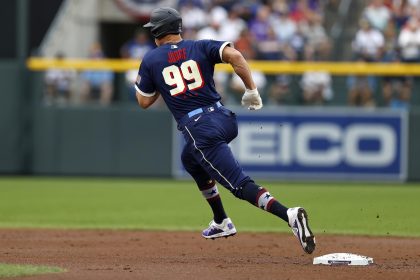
top-left (241, 88), bottom-right (263, 110)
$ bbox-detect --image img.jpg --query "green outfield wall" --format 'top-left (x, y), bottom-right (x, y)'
top-left (409, 111), bottom-right (420, 181)
top-left (32, 106), bottom-right (173, 176)
top-left (0, 63), bottom-right (24, 173)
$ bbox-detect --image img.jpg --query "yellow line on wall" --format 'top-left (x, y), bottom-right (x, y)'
top-left (26, 57), bottom-right (420, 76)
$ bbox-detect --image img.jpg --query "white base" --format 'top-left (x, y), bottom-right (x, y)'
top-left (313, 253), bottom-right (374, 266)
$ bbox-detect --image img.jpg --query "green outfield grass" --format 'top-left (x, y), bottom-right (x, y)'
top-left (0, 177), bottom-right (419, 237)
top-left (0, 263), bottom-right (64, 278)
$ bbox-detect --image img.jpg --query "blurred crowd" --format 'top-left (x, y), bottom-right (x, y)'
top-left (177, 0), bottom-right (334, 106)
top-left (44, 0), bottom-right (419, 110)
top-left (44, 43), bottom-right (115, 106)
top-left (349, 0), bottom-right (420, 110)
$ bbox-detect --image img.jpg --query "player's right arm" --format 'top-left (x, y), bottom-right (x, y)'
top-left (222, 46), bottom-right (262, 110)
top-left (134, 56), bottom-right (159, 109)
top-left (135, 91), bottom-right (160, 109)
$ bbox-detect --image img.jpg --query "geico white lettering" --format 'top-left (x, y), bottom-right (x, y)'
top-left (296, 124), bottom-right (341, 166)
top-left (238, 124), bottom-right (277, 164)
top-left (344, 125), bottom-right (395, 167)
top-left (234, 122), bottom-right (397, 167)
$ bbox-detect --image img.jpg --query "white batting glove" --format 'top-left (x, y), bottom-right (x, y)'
top-left (241, 88), bottom-right (263, 110)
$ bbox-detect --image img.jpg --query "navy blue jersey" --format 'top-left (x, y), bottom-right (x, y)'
top-left (134, 39), bottom-right (231, 122)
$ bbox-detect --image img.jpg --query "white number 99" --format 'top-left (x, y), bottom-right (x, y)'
top-left (162, 60), bottom-right (203, 96)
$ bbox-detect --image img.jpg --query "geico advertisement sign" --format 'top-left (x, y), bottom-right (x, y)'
top-left (235, 123), bottom-right (395, 167)
top-left (229, 111), bottom-right (407, 180)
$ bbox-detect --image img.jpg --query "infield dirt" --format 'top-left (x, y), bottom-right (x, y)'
top-left (0, 229), bottom-right (419, 279)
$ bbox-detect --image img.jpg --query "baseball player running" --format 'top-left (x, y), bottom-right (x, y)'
top-left (135, 7), bottom-right (315, 254)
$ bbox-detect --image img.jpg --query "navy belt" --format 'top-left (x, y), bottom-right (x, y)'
top-left (178, 101), bottom-right (223, 129)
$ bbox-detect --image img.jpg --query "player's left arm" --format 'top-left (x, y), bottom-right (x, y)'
top-left (222, 46), bottom-right (263, 110)
top-left (222, 46), bottom-right (256, 90)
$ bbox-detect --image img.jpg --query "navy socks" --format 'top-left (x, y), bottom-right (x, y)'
top-left (200, 180), bottom-right (289, 224)
top-left (199, 180), bottom-right (227, 224)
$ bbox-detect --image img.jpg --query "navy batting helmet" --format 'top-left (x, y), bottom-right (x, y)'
top-left (143, 7), bottom-right (182, 39)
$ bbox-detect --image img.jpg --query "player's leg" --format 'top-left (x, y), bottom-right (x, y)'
top-left (183, 110), bottom-right (315, 253)
top-left (234, 180), bottom-right (315, 253)
top-left (181, 142), bottom-right (236, 239)
top-left (188, 139), bottom-right (315, 252)
top-left (183, 110), bottom-right (290, 222)
top-left (181, 143), bottom-right (227, 223)
top-left (187, 138), bottom-right (289, 222)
